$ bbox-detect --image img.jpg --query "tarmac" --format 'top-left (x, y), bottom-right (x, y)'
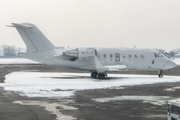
top-left (0, 64), bottom-right (180, 120)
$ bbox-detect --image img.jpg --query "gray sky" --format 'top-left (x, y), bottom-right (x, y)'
top-left (1, 0), bottom-right (180, 51)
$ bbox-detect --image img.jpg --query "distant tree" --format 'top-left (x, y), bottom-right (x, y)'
top-left (169, 50), bottom-right (175, 57)
top-left (172, 48), bottom-right (180, 54)
top-left (2, 45), bottom-right (17, 57)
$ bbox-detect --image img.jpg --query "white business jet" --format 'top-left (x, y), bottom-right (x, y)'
top-left (7, 23), bottom-right (177, 79)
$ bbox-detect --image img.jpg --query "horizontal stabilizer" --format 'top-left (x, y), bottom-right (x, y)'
top-left (7, 23), bottom-right (33, 28)
top-left (6, 25), bottom-right (15, 27)
top-left (53, 54), bottom-right (63, 59)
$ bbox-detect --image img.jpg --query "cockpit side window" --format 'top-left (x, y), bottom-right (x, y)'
top-left (154, 52), bottom-right (163, 57)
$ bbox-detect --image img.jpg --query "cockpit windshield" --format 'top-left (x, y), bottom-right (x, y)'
top-left (154, 52), bottom-right (164, 57)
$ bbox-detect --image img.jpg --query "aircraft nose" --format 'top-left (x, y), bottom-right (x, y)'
top-left (165, 59), bottom-right (177, 69)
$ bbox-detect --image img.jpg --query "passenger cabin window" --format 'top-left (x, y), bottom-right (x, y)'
top-left (110, 54), bottom-right (113, 58)
top-left (115, 53), bottom-right (120, 62)
top-left (141, 54), bottom-right (144, 58)
top-left (129, 54), bottom-right (131, 58)
top-left (134, 54), bottom-right (138, 58)
top-left (104, 54), bottom-right (106, 58)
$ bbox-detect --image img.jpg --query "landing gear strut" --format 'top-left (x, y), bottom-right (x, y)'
top-left (91, 72), bottom-right (107, 79)
top-left (158, 70), bottom-right (163, 78)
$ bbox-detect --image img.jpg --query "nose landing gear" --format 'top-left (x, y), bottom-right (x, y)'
top-left (158, 70), bottom-right (163, 78)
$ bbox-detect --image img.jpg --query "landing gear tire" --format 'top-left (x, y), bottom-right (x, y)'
top-left (98, 73), bottom-right (105, 79)
top-left (159, 74), bottom-right (163, 78)
top-left (158, 70), bottom-right (163, 78)
top-left (91, 72), bottom-right (98, 78)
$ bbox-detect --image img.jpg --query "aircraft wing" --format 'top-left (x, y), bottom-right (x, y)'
top-left (105, 65), bottom-right (127, 71)
top-left (94, 56), bottom-right (127, 72)
top-left (94, 56), bottom-right (107, 73)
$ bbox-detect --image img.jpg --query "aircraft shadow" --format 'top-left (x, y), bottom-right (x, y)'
top-left (42, 76), bottom-right (129, 80)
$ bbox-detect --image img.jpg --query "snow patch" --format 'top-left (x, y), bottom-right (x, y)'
top-left (1, 72), bottom-right (180, 97)
top-left (13, 99), bottom-right (77, 120)
top-left (165, 86), bottom-right (180, 92)
top-left (0, 58), bottom-right (39, 64)
top-left (93, 96), bottom-right (173, 106)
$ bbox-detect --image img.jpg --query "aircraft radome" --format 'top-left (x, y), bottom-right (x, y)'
top-left (7, 23), bottom-right (177, 79)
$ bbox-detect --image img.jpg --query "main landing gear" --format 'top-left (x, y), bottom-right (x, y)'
top-left (158, 70), bottom-right (163, 78)
top-left (91, 72), bottom-right (107, 79)
top-left (92, 70), bottom-right (164, 78)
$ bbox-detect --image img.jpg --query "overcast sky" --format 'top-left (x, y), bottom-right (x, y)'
top-left (1, 0), bottom-right (180, 51)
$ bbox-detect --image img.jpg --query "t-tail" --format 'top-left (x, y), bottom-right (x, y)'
top-left (7, 23), bottom-right (55, 52)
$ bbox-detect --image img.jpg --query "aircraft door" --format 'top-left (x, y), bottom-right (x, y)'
top-left (115, 53), bottom-right (120, 62)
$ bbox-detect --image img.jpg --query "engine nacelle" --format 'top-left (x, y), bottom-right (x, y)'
top-left (63, 48), bottom-right (96, 61)
top-left (63, 49), bottom-right (78, 61)
top-left (78, 47), bottom-right (95, 59)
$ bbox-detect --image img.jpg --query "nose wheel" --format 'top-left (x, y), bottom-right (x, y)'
top-left (158, 70), bottom-right (163, 78)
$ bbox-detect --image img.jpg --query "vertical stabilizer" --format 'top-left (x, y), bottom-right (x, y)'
top-left (9, 23), bottom-right (55, 52)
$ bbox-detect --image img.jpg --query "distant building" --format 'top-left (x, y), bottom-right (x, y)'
top-left (17, 48), bottom-right (26, 57)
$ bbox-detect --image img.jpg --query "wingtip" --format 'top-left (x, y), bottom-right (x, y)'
top-left (6, 23), bottom-right (18, 27)
top-left (6, 25), bottom-right (15, 27)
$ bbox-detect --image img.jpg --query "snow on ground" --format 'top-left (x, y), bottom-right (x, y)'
top-left (0, 58), bottom-right (39, 64)
top-left (1, 72), bottom-right (180, 97)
